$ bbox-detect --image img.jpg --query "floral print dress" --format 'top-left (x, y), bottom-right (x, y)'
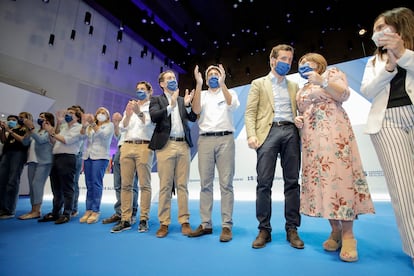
top-left (297, 68), bottom-right (375, 220)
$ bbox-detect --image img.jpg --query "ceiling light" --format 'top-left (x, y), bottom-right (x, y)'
top-left (48, 34), bottom-right (55, 46)
top-left (359, 29), bottom-right (367, 36)
top-left (84, 12), bottom-right (91, 25)
top-left (70, 29), bottom-right (76, 40)
top-left (88, 25), bottom-right (94, 35)
top-left (101, 44), bottom-right (107, 55)
top-left (117, 30), bottom-right (123, 42)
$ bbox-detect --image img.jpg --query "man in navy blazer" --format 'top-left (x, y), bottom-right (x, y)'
top-left (149, 70), bottom-right (196, 238)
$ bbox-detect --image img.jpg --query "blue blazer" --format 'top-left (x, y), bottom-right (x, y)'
top-left (149, 93), bottom-right (197, 150)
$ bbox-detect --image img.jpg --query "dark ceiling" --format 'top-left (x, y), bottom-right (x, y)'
top-left (84, 0), bottom-right (413, 88)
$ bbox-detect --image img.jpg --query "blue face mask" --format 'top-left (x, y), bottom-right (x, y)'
top-left (17, 118), bottom-right (24, 126)
top-left (166, 80), bottom-right (178, 91)
top-left (136, 90), bottom-right (147, 100)
top-left (37, 118), bottom-right (44, 126)
top-left (7, 120), bottom-right (17, 128)
top-left (64, 114), bottom-right (73, 123)
top-left (275, 61), bottom-right (291, 76)
top-left (298, 63), bottom-right (313, 79)
top-left (208, 76), bottom-right (220, 89)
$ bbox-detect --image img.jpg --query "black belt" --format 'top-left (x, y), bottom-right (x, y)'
top-left (124, 140), bottom-right (150, 144)
top-left (272, 121), bottom-right (294, 127)
top-left (169, 137), bottom-right (185, 141)
top-left (200, 131), bottom-right (233, 136)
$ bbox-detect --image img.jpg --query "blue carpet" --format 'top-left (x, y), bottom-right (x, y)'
top-left (0, 198), bottom-right (413, 276)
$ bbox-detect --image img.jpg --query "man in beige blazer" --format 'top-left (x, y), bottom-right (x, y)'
top-left (245, 44), bottom-right (304, 250)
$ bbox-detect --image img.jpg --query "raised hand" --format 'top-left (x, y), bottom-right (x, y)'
top-left (55, 110), bottom-right (66, 123)
top-left (194, 65), bottom-right (203, 86)
top-left (112, 112), bottom-right (122, 125)
top-left (125, 100), bottom-right (135, 117)
top-left (184, 89), bottom-right (194, 106)
top-left (171, 90), bottom-right (179, 108)
top-left (218, 64), bottom-right (226, 86)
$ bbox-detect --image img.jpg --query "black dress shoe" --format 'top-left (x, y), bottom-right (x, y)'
top-left (188, 225), bottom-right (213, 237)
top-left (55, 215), bottom-right (70, 224)
top-left (252, 229), bottom-right (271, 249)
top-left (287, 229), bottom-right (305, 249)
top-left (38, 213), bottom-right (57, 222)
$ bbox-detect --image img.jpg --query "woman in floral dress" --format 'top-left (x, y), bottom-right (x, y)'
top-left (294, 53), bottom-right (375, 262)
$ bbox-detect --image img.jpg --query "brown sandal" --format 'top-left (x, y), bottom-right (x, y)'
top-left (323, 231), bottom-right (342, 251)
top-left (340, 238), bottom-right (358, 262)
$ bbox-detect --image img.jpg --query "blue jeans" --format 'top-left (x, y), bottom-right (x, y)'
top-left (0, 150), bottom-right (27, 214)
top-left (84, 158), bottom-right (108, 212)
top-left (113, 147), bottom-right (138, 216)
top-left (27, 162), bottom-right (53, 205)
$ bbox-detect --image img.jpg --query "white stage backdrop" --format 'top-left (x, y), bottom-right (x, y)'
top-left (32, 57), bottom-right (389, 203)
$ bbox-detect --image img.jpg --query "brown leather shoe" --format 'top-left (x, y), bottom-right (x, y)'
top-left (188, 224), bottom-right (213, 237)
top-left (156, 224), bottom-right (169, 238)
top-left (287, 229), bottom-right (305, 249)
top-left (181, 222), bottom-right (192, 236)
top-left (219, 227), bottom-right (232, 242)
top-left (252, 229), bottom-right (271, 249)
top-left (102, 214), bottom-right (121, 224)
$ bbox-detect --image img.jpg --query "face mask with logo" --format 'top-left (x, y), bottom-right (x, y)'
top-left (7, 120), bottom-right (17, 128)
top-left (96, 114), bottom-right (107, 122)
top-left (64, 114), bottom-right (73, 123)
top-left (208, 76), bottom-right (220, 89)
top-left (37, 118), bottom-right (44, 126)
top-left (166, 80), bottom-right (178, 91)
top-left (298, 63), bottom-right (314, 79)
top-left (136, 90), bottom-right (147, 100)
top-left (371, 27), bottom-right (392, 47)
top-left (275, 61), bottom-right (291, 76)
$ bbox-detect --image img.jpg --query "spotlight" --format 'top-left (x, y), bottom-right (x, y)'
top-left (48, 34), bottom-right (55, 46)
top-left (84, 12), bottom-right (91, 25)
top-left (117, 30), bottom-right (123, 42)
top-left (70, 29), bottom-right (76, 40)
top-left (359, 29), bottom-right (367, 36)
top-left (114, 60), bottom-right (119, 70)
top-left (119, 22), bottom-right (124, 31)
top-left (88, 25), bottom-right (94, 35)
top-left (101, 44), bottom-right (107, 55)
top-left (128, 56), bottom-right (132, 65)
top-left (42, 0), bottom-right (50, 3)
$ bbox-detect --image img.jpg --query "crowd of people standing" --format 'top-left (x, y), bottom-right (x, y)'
top-left (0, 6), bottom-right (412, 266)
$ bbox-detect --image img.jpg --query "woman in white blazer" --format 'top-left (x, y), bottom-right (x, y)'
top-left (360, 7), bottom-right (414, 266)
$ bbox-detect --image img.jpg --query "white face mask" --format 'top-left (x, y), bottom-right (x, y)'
top-left (96, 114), bottom-right (107, 122)
top-left (371, 27), bottom-right (392, 47)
